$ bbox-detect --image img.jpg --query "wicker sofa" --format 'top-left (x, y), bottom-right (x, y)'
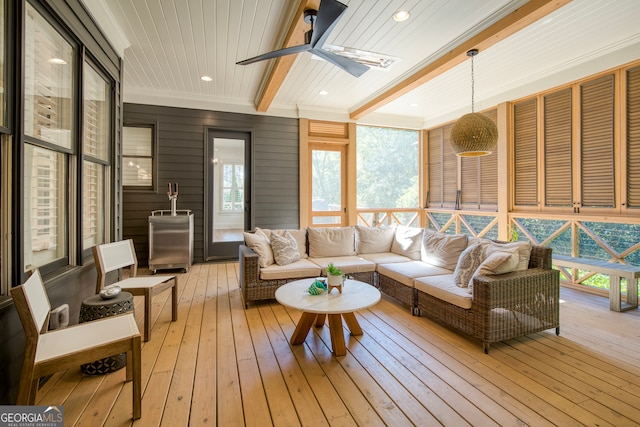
top-left (239, 225), bottom-right (560, 353)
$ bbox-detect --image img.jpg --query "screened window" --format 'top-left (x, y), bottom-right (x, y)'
top-left (82, 62), bottom-right (110, 250)
top-left (83, 63), bottom-right (109, 161)
top-left (23, 144), bottom-right (67, 271)
top-left (24, 2), bottom-right (74, 149)
top-left (23, 3), bottom-right (74, 273)
top-left (222, 163), bottom-right (244, 211)
top-left (82, 161), bottom-right (104, 249)
top-left (123, 125), bottom-right (154, 188)
top-left (356, 125), bottom-right (418, 209)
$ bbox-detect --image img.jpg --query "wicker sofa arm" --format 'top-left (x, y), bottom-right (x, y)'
top-left (239, 244), bottom-right (260, 288)
top-left (471, 267), bottom-right (560, 313)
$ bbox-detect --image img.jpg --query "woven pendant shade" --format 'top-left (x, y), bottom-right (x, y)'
top-left (450, 48), bottom-right (497, 157)
top-left (450, 112), bottom-right (498, 156)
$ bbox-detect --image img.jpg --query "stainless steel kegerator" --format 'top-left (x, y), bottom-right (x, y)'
top-left (148, 183), bottom-right (194, 273)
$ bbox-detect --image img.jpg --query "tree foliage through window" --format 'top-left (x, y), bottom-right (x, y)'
top-left (356, 126), bottom-right (418, 208)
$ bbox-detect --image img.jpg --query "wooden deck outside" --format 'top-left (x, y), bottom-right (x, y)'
top-left (34, 262), bottom-right (640, 426)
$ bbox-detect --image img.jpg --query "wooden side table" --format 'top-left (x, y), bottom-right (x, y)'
top-left (79, 291), bottom-right (134, 374)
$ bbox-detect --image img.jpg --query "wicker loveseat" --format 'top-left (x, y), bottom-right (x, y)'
top-left (239, 225), bottom-right (560, 353)
top-left (382, 243), bottom-right (560, 353)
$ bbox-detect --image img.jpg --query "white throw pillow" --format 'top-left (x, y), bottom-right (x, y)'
top-left (421, 228), bottom-right (468, 270)
top-left (390, 226), bottom-right (424, 260)
top-left (243, 229), bottom-right (274, 268)
top-left (453, 244), bottom-right (485, 287)
top-left (468, 251), bottom-right (519, 293)
top-left (270, 231), bottom-right (301, 266)
top-left (273, 228), bottom-right (308, 258)
top-left (308, 227), bottom-right (356, 258)
top-left (485, 241), bottom-right (532, 271)
top-left (355, 225), bottom-right (396, 254)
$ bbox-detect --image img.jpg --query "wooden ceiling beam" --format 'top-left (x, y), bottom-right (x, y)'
top-left (349, 0), bottom-right (572, 120)
top-left (255, 0), bottom-right (320, 112)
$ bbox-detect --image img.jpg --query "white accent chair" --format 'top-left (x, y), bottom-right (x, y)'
top-left (93, 239), bottom-right (178, 342)
top-left (11, 270), bottom-right (142, 419)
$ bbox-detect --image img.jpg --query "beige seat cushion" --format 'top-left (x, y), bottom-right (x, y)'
top-left (309, 256), bottom-right (376, 274)
top-left (355, 225), bottom-right (396, 254)
top-left (414, 274), bottom-right (473, 309)
top-left (259, 259), bottom-right (321, 281)
top-left (359, 252), bottom-right (412, 265)
top-left (308, 227), bottom-right (356, 258)
top-left (378, 261), bottom-right (451, 287)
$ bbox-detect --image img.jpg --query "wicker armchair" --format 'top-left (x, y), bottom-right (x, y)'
top-left (414, 244), bottom-right (560, 353)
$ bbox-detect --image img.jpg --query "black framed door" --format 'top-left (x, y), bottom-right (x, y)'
top-left (205, 129), bottom-right (251, 260)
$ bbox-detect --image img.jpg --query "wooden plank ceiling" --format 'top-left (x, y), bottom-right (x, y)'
top-left (98, 0), bottom-right (640, 127)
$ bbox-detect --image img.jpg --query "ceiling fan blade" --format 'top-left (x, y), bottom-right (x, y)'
top-left (311, 48), bottom-right (369, 78)
top-left (310, 0), bottom-right (348, 48)
top-left (237, 44), bottom-right (311, 65)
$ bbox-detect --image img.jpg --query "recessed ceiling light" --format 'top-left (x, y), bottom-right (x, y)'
top-left (318, 90), bottom-right (329, 95)
top-left (393, 10), bottom-right (410, 22)
top-left (48, 58), bottom-right (67, 65)
top-left (200, 75), bottom-right (212, 82)
top-left (410, 103), bottom-right (418, 107)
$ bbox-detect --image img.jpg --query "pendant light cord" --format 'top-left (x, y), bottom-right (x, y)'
top-left (470, 53), bottom-right (475, 113)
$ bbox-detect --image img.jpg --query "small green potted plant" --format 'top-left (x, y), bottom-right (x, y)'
top-left (326, 262), bottom-right (344, 288)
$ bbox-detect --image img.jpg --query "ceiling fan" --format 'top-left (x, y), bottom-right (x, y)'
top-left (236, 0), bottom-right (369, 78)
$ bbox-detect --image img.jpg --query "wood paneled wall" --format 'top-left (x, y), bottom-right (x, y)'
top-left (122, 104), bottom-right (300, 265)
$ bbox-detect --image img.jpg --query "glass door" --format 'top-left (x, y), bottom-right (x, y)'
top-left (310, 144), bottom-right (347, 226)
top-left (206, 130), bottom-right (251, 260)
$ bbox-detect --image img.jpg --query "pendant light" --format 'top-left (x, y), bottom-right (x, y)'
top-left (450, 49), bottom-right (498, 157)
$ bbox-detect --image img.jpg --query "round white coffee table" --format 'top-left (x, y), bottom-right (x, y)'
top-left (275, 278), bottom-right (381, 356)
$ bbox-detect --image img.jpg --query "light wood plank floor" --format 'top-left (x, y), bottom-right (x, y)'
top-left (36, 262), bottom-right (640, 426)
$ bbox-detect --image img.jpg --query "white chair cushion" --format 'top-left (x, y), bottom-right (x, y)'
top-left (115, 276), bottom-right (175, 289)
top-left (36, 313), bottom-right (139, 363)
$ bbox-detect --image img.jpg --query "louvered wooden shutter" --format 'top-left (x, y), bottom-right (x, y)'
top-left (514, 99), bottom-right (538, 206)
top-left (544, 88), bottom-right (572, 207)
top-left (460, 109), bottom-right (497, 210)
top-left (428, 128), bottom-right (443, 207)
top-left (480, 109), bottom-right (498, 208)
top-left (460, 157), bottom-right (479, 208)
top-left (580, 74), bottom-right (615, 208)
top-left (441, 124), bottom-right (458, 208)
top-left (627, 66), bottom-right (640, 208)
